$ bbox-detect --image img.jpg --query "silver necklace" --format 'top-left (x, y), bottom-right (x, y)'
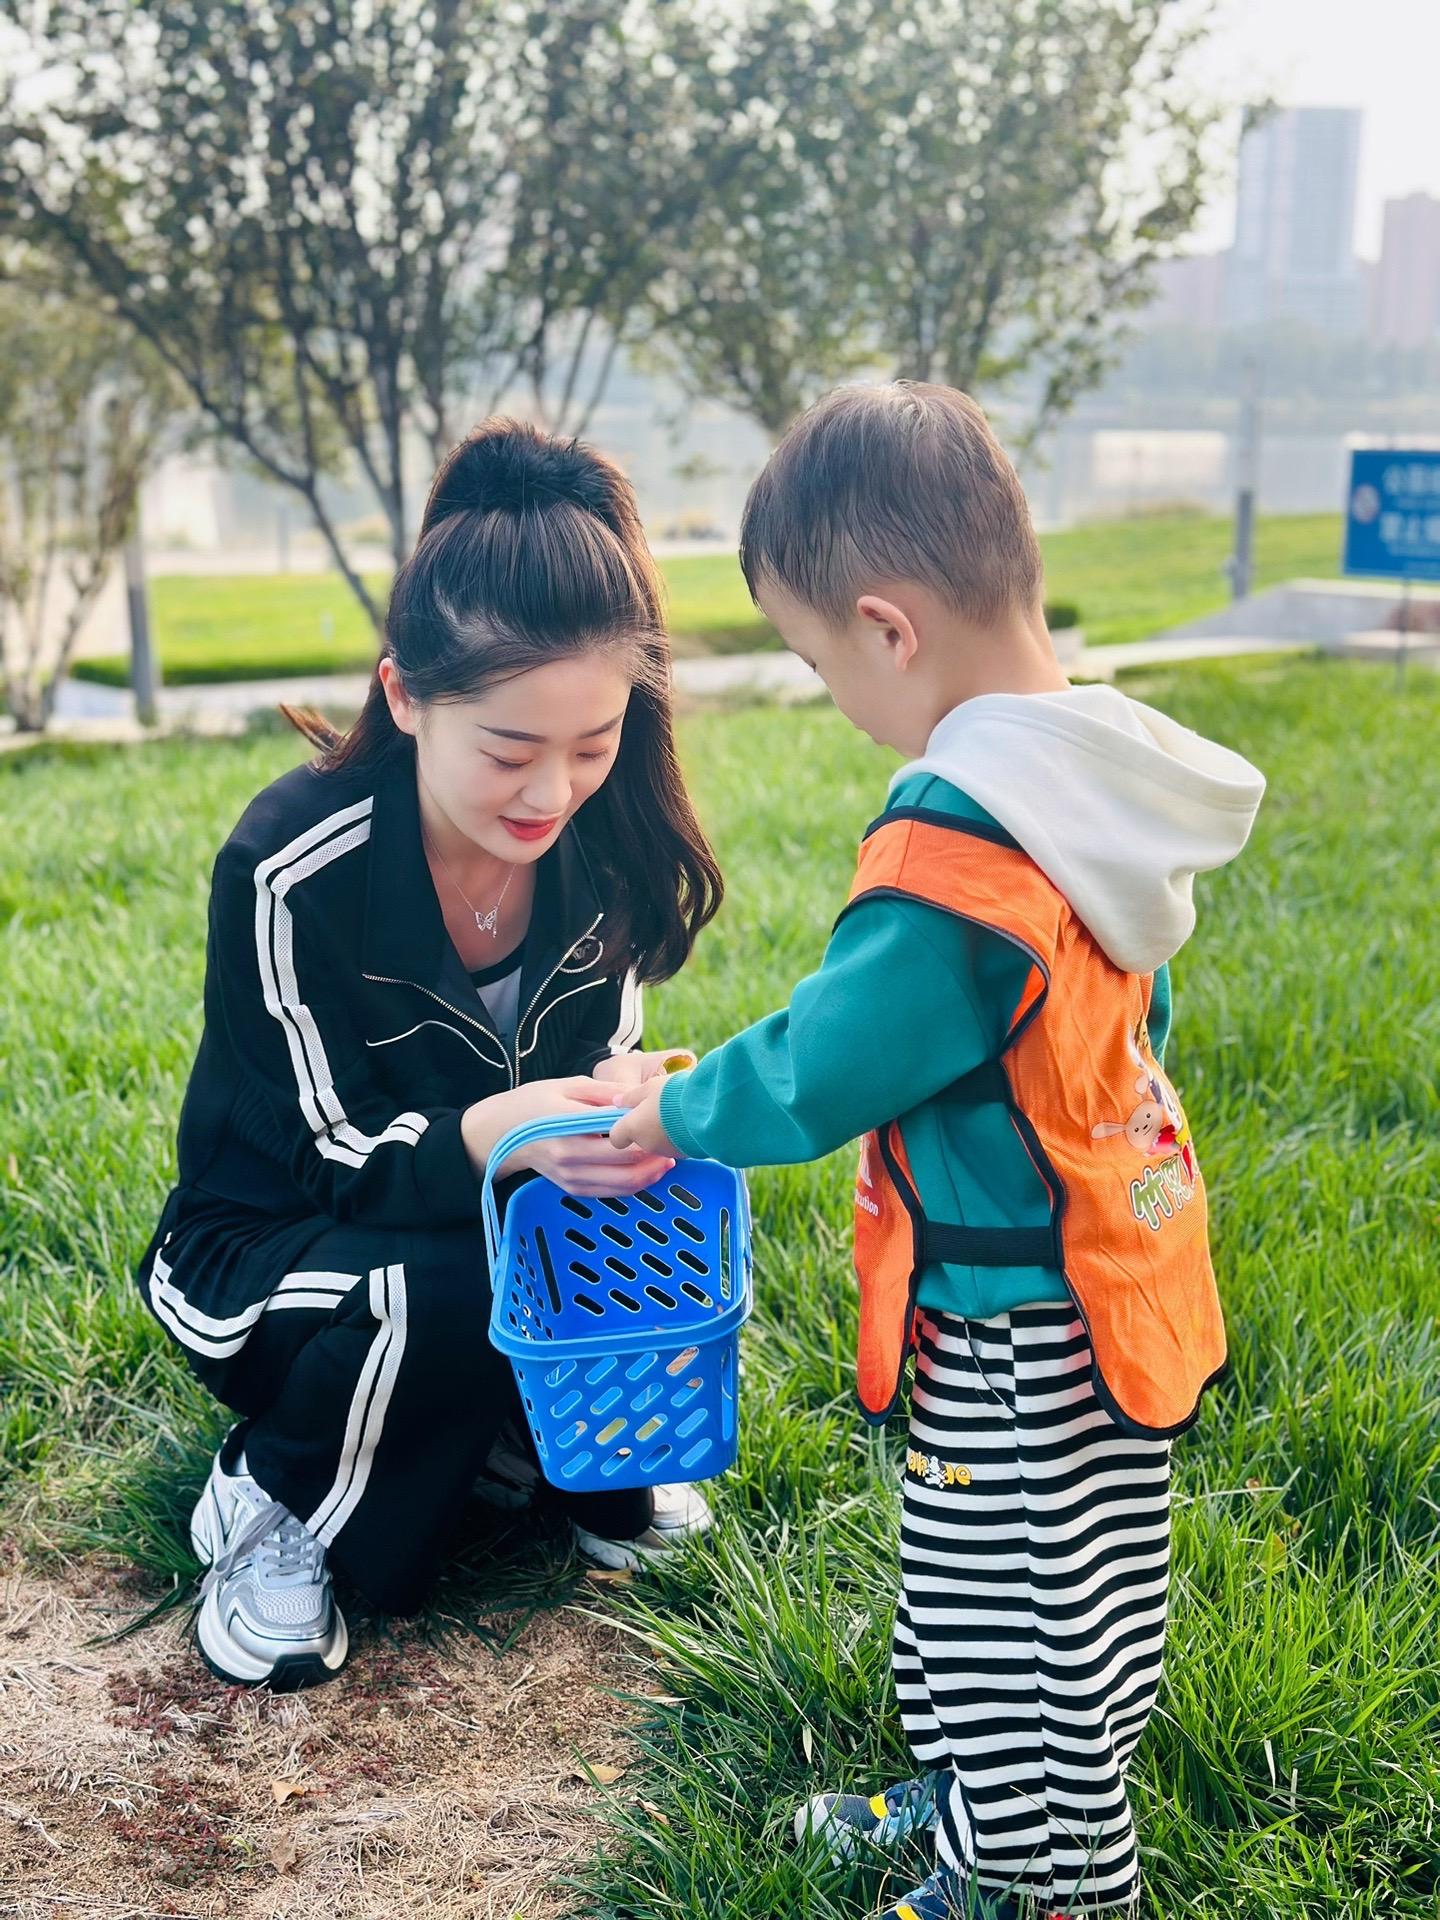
top-left (423, 828), bottom-right (516, 938)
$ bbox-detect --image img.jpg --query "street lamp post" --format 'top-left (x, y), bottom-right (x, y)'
top-left (1226, 353), bottom-right (1262, 603)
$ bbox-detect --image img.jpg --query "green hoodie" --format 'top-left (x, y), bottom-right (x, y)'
top-left (657, 768), bottom-right (1172, 1321)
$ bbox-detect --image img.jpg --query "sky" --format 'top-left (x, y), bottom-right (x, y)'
top-left (1192, 0), bottom-right (1440, 258)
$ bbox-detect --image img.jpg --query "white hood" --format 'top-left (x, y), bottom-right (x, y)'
top-left (890, 684), bottom-right (1266, 975)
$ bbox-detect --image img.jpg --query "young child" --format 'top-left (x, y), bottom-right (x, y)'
top-left (611, 383), bottom-right (1265, 1919)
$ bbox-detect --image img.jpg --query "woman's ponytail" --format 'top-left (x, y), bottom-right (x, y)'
top-left (280, 671), bottom-right (403, 772)
top-left (283, 417), bottom-right (663, 772)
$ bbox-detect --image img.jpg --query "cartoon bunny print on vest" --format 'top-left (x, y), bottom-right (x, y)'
top-left (1091, 1018), bottom-right (1196, 1182)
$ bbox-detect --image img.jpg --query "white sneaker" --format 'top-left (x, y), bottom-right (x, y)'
top-left (572, 1481), bottom-right (715, 1572)
top-left (190, 1431), bottom-right (348, 1689)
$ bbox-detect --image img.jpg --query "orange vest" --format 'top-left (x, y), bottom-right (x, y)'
top-left (847, 809), bottom-right (1225, 1440)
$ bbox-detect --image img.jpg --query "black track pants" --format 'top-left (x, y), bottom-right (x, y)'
top-left (177, 1219), bottom-right (650, 1612)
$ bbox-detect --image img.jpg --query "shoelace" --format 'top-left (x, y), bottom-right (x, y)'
top-left (200, 1497), bottom-right (325, 1596)
top-left (869, 1774), bottom-right (940, 1848)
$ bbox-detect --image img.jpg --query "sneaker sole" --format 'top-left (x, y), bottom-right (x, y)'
top-left (194, 1582), bottom-right (349, 1689)
top-left (572, 1504), bottom-right (717, 1573)
top-left (191, 1481), bottom-right (348, 1689)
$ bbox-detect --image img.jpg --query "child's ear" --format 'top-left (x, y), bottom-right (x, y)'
top-left (856, 594), bottom-right (919, 670)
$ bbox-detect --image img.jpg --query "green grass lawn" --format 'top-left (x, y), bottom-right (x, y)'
top-left (1041, 509), bottom-right (1347, 648)
top-left (69, 552), bottom-right (771, 688)
top-left (70, 512), bottom-right (1351, 688)
top-left (2, 657), bottom-right (1438, 1915)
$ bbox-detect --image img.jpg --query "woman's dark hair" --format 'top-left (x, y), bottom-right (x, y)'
top-left (282, 418), bottom-right (722, 984)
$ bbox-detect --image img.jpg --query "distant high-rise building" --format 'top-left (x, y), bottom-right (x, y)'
top-left (1371, 193), bottom-right (1440, 350)
top-left (1224, 106), bottom-right (1364, 335)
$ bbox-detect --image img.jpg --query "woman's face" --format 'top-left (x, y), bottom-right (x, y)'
top-left (381, 651), bottom-right (632, 865)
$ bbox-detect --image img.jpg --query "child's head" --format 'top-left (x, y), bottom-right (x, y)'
top-left (289, 418), bottom-right (721, 980)
top-left (739, 382), bottom-right (1062, 754)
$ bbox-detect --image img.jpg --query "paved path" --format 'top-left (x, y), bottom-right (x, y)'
top-left (7, 632), bottom-right (1330, 750)
top-left (1069, 634), bottom-right (1314, 679)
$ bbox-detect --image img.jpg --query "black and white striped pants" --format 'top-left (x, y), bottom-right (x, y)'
top-left (893, 1305), bottom-right (1172, 1914)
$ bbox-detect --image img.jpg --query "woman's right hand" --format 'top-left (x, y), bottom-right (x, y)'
top-left (462, 1078), bottom-right (676, 1196)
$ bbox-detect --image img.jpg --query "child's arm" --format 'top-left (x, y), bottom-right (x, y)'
top-left (610, 894), bottom-right (1027, 1166)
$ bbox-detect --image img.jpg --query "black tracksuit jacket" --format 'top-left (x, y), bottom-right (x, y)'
top-left (136, 745), bottom-right (643, 1344)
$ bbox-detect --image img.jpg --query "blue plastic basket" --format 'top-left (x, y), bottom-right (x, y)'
top-left (484, 1107), bottom-right (753, 1493)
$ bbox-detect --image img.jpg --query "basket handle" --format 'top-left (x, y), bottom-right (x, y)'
top-left (480, 1106), bottom-right (630, 1273)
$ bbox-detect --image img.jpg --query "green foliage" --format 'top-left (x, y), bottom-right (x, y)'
top-left (642, 0), bottom-right (1221, 438)
top-left (1, 0), bottom-right (690, 594)
top-left (4, 0), bottom-right (1226, 607)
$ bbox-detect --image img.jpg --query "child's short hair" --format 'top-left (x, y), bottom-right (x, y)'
top-left (739, 381), bottom-right (1043, 628)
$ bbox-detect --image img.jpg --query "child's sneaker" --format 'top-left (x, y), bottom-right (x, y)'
top-left (878, 1867), bottom-right (1023, 1920)
top-left (190, 1430), bottom-right (348, 1690)
top-left (572, 1481), bottom-right (714, 1570)
top-left (793, 1769), bottom-right (944, 1863)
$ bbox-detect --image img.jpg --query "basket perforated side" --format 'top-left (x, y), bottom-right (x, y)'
top-left (514, 1335), bottom-right (740, 1487)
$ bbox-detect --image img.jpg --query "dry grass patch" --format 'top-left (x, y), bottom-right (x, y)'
top-left (0, 1544), bottom-right (637, 1919)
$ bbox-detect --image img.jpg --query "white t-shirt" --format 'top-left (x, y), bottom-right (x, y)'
top-left (468, 938), bottom-right (525, 1048)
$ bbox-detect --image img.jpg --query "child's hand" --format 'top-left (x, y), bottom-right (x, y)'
top-left (608, 1076), bottom-right (679, 1156)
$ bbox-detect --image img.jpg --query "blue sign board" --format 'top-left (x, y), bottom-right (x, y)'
top-left (1343, 449), bottom-right (1440, 581)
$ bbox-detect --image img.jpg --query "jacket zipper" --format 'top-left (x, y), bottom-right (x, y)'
top-left (361, 974), bottom-right (515, 1087)
top-left (510, 910), bottom-right (604, 1080)
top-left (362, 908), bottom-right (605, 1090)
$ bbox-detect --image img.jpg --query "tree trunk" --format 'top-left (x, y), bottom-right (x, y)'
top-left (303, 487), bottom-right (386, 637)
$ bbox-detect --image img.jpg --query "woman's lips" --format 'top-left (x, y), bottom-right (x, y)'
top-left (500, 814), bottom-right (559, 842)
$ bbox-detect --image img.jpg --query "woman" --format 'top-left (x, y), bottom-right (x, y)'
top-left (137, 419), bottom-right (724, 1689)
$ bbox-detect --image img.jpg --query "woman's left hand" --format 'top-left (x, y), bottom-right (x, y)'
top-left (526, 1127), bottom-right (675, 1196)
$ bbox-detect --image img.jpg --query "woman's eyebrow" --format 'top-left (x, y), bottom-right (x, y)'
top-left (477, 712), bottom-right (626, 743)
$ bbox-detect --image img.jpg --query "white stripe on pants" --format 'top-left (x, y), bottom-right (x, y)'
top-left (894, 1304), bottom-right (1171, 1914)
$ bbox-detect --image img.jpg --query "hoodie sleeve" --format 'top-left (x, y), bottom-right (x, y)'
top-left (208, 841), bottom-right (486, 1228)
top-left (656, 894), bottom-right (1031, 1168)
